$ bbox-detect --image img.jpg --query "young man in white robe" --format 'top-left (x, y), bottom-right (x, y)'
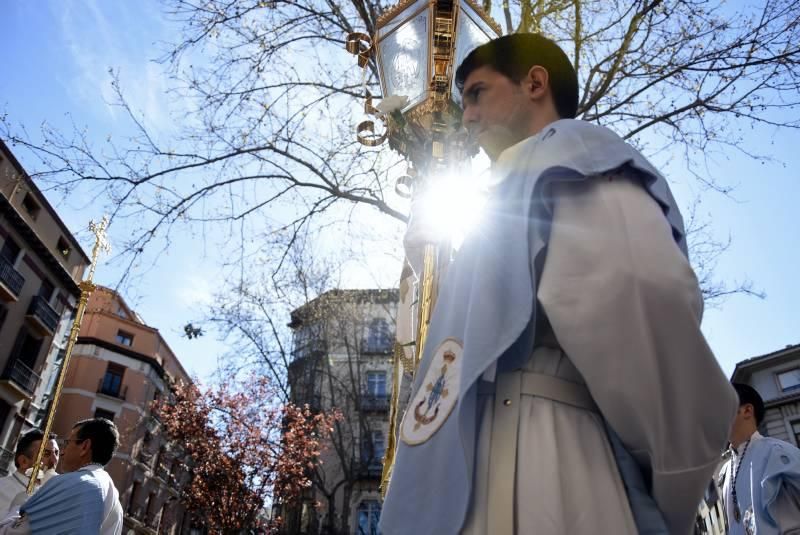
top-left (722, 383), bottom-right (800, 534)
top-left (0, 418), bottom-right (123, 535)
top-left (0, 430), bottom-right (54, 514)
top-left (380, 33), bottom-right (738, 535)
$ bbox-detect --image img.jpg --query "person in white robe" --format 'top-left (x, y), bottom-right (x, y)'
top-left (0, 429), bottom-right (57, 514)
top-left (380, 33), bottom-right (738, 535)
top-left (6, 433), bottom-right (60, 515)
top-left (0, 418), bottom-right (123, 535)
top-left (721, 383), bottom-right (800, 534)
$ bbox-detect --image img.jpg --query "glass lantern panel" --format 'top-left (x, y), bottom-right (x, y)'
top-left (377, 0), bottom-right (430, 39)
top-left (377, 10), bottom-right (430, 111)
top-left (451, 3), bottom-right (499, 105)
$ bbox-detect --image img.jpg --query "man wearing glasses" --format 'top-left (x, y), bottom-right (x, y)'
top-left (0, 418), bottom-right (123, 535)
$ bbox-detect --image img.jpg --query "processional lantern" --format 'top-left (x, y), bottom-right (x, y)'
top-left (347, 0), bottom-right (500, 178)
top-left (346, 0), bottom-right (500, 496)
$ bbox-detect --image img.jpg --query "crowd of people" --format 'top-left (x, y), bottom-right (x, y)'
top-left (0, 418), bottom-right (122, 534)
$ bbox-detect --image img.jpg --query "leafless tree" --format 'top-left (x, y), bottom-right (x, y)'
top-left (3, 0), bottom-right (793, 291)
top-left (202, 239), bottom-right (396, 534)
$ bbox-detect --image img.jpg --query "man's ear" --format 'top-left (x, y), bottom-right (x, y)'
top-left (80, 438), bottom-right (92, 459)
top-left (525, 65), bottom-right (550, 100)
top-left (742, 403), bottom-right (755, 420)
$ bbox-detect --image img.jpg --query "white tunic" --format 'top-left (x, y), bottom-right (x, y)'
top-left (461, 172), bottom-right (730, 534)
top-left (83, 465), bottom-right (123, 535)
top-left (0, 473), bottom-right (27, 515)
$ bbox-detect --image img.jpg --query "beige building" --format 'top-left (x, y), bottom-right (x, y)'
top-left (52, 286), bottom-right (198, 534)
top-left (0, 139), bottom-right (89, 473)
top-left (731, 343), bottom-right (800, 445)
top-left (282, 289), bottom-right (397, 535)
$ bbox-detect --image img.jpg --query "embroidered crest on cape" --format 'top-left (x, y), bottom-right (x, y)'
top-left (400, 338), bottom-right (463, 445)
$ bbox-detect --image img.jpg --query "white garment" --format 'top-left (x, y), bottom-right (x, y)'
top-left (0, 473), bottom-right (27, 515)
top-left (80, 464), bottom-right (123, 535)
top-left (462, 172), bottom-right (732, 534)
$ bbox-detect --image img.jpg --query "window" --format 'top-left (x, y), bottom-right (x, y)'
top-left (116, 330), bottom-right (134, 346)
top-left (21, 193), bottom-right (40, 219)
top-left (38, 280), bottom-right (54, 301)
top-left (793, 420), bottom-right (800, 447)
top-left (362, 430), bottom-right (385, 465)
top-left (777, 369), bottom-right (800, 392)
top-left (56, 237), bottom-right (71, 259)
top-left (372, 431), bottom-right (385, 461)
top-left (94, 408), bottom-right (115, 421)
top-left (0, 238), bottom-right (20, 265)
top-left (364, 318), bottom-right (391, 353)
top-left (10, 328), bottom-right (43, 369)
top-left (101, 363), bottom-right (126, 397)
top-left (357, 500), bottom-right (382, 535)
top-left (366, 371), bottom-right (387, 397)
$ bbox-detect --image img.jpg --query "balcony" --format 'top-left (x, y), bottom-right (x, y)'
top-left (360, 393), bottom-right (389, 412)
top-left (25, 295), bottom-right (59, 336)
top-left (97, 378), bottom-right (128, 400)
top-left (1, 358), bottom-right (41, 396)
top-left (0, 256), bottom-right (24, 302)
top-left (291, 340), bottom-right (327, 362)
top-left (360, 338), bottom-right (393, 355)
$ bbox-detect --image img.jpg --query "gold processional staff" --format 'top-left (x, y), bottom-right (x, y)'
top-left (26, 217), bottom-right (111, 494)
top-left (344, 0), bottom-right (501, 496)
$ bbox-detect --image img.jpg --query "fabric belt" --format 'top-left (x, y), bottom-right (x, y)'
top-left (478, 370), bottom-right (598, 535)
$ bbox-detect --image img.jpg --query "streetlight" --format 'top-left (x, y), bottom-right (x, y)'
top-left (345, 0), bottom-right (500, 496)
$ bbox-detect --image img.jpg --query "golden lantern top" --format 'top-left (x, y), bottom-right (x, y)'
top-left (347, 0), bottom-right (500, 178)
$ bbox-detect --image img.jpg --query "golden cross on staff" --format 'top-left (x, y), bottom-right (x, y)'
top-left (26, 216), bottom-right (111, 494)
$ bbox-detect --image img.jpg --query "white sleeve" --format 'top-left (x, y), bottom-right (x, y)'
top-left (0, 514), bottom-right (31, 535)
top-left (537, 171), bottom-right (738, 535)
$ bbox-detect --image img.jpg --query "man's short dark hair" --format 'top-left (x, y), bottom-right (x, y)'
top-left (73, 418), bottom-right (120, 466)
top-left (733, 383), bottom-right (766, 425)
top-left (14, 429), bottom-right (44, 468)
top-left (455, 33), bottom-right (579, 119)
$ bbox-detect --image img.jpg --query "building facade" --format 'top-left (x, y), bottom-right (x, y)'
top-left (731, 343), bottom-right (800, 445)
top-left (0, 140), bottom-right (89, 473)
top-left (51, 286), bottom-right (198, 534)
top-left (282, 289), bottom-right (398, 535)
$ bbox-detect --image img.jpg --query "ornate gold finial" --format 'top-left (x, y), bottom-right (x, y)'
top-left (84, 216), bottom-right (111, 284)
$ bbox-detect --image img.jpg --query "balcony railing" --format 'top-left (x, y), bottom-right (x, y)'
top-left (360, 338), bottom-right (393, 355)
top-left (1, 358), bottom-right (41, 395)
top-left (26, 295), bottom-right (59, 335)
top-left (291, 340), bottom-right (327, 361)
top-left (360, 393), bottom-right (389, 412)
top-left (0, 256), bottom-right (24, 300)
top-left (97, 378), bottom-right (127, 400)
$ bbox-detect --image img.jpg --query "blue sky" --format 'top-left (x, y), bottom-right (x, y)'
top-left (1, 0), bottom-right (798, 380)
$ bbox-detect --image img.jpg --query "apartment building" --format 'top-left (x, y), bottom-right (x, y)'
top-left (280, 289), bottom-right (398, 535)
top-left (52, 286), bottom-right (197, 534)
top-left (731, 343), bottom-right (800, 445)
top-left (0, 139), bottom-right (89, 473)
